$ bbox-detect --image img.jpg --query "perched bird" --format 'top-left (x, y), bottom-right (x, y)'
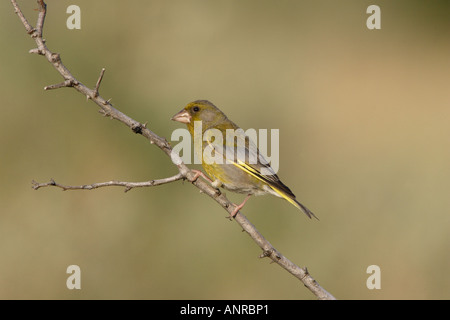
top-left (171, 100), bottom-right (316, 219)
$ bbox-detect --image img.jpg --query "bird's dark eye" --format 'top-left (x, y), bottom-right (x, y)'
top-left (193, 106), bottom-right (200, 112)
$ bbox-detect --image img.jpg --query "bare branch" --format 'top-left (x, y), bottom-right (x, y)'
top-left (35, 0), bottom-right (46, 38)
top-left (11, 0), bottom-right (34, 34)
top-left (11, 0), bottom-right (335, 300)
top-left (31, 174), bottom-right (185, 192)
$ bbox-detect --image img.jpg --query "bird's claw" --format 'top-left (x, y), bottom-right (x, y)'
top-left (189, 169), bottom-right (212, 183)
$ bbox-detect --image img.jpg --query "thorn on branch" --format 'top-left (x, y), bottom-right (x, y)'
top-left (93, 68), bottom-right (106, 98)
top-left (44, 79), bottom-right (75, 90)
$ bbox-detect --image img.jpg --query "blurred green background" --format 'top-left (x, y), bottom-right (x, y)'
top-left (1, 0), bottom-right (449, 299)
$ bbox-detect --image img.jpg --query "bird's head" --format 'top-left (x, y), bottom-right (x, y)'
top-left (171, 100), bottom-right (228, 134)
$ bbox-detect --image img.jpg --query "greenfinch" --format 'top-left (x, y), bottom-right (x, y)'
top-left (171, 100), bottom-right (316, 219)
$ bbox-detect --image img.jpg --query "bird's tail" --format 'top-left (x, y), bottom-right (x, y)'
top-left (271, 187), bottom-right (318, 220)
top-left (292, 198), bottom-right (319, 220)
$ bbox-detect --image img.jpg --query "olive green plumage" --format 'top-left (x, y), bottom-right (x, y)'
top-left (171, 100), bottom-right (316, 219)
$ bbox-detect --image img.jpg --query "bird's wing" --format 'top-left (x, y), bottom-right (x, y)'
top-left (204, 128), bottom-right (296, 198)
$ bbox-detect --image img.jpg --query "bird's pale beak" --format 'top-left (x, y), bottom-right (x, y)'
top-left (171, 109), bottom-right (191, 124)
